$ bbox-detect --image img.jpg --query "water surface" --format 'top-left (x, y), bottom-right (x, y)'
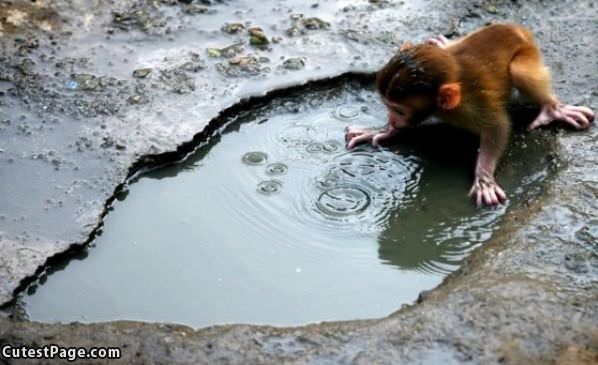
top-left (23, 83), bottom-right (552, 327)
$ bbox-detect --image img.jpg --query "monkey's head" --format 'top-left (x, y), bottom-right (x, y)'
top-left (376, 43), bottom-right (461, 128)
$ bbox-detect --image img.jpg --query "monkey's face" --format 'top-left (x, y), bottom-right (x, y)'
top-left (382, 98), bottom-right (411, 128)
top-left (382, 95), bottom-right (434, 128)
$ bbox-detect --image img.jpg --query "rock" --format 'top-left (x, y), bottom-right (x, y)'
top-left (207, 43), bottom-right (244, 58)
top-left (132, 68), bottom-right (152, 78)
top-left (207, 48), bottom-right (221, 57)
top-left (183, 5), bottom-right (210, 15)
top-left (71, 74), bottom-right (100, 91)
top-left (282, 57), bottom-right (305, 70)
top-left (302, 17), bottom-right (330, 30)
top-left (248, 27), bottom-right (269, 46)
top-left (221, 23), bottom-right (245, 34)
top-left (286, 15), bottom-right (330, 36)
top-left (127, 94), bottom-right (147, 104)
top-left (17, 58), bottom-right (36, 75)
top-left (249, 34), bottom-right (269, 46)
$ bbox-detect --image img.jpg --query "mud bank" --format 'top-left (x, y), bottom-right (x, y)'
top-left (1, 0), bottom-right (597, 364)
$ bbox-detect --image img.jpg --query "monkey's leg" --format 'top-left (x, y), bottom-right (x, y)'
top-left (468, 117), bottom-right (510, 206)
top-left (510, 47), bottom-right (594, 130)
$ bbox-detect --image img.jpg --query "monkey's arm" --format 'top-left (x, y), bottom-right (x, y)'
top-left (468, 118), bottom-right (510, 206)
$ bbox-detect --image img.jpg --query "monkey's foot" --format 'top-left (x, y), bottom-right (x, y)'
top-left (468, 176), bottom-right (507, 207)
top-left (425, 35), bottom-right (449, 48)
top-left (529, 103), bottom-right (594, 130)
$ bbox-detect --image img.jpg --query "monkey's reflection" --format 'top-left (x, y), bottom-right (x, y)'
top-left (375, 124), bottom-right (479, 273)
top-left (376, 117), bottom-right (547, 274)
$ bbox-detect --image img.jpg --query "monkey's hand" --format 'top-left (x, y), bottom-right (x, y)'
top-left (345, 125), bottom-right (399, 149)
top-left (425, 35), bottom-right (450, 49)
top-left (529, 103), bottom-right (594, 130)
top-left (371, 125), bottom-right (399, 147)
top-left (468, 174), bottom-right (507, 207)
top-left (345, 126), bottom-right (375, 149)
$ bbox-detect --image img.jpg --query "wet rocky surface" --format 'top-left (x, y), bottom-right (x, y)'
top-left (0, 0), bottom-right (597, 364)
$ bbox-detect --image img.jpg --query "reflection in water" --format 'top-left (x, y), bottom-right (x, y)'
top-left (376, 122), bottom-right (547, 274)
top-left (23, 83), bottom-right (552, 327)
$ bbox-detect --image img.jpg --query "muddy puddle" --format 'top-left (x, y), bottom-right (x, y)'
top-left (22, 81), bottom-right (554, 328)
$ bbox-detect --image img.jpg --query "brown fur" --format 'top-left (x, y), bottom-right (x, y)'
top-left (361, 23), bottom-right (592, 206)
top-left (377, 23), bottom-right (555, 134)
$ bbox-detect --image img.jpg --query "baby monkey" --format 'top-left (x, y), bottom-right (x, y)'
top-left (346, 23), bottom-right (594, 206)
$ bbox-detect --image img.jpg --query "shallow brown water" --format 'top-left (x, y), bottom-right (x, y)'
top-left (23, 82), bottom-right (553, 327)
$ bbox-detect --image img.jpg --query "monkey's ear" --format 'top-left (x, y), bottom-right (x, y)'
top-left (438, 83), bottom-right (461, 110)
top-left (399, 41), bottom-right (413, 52)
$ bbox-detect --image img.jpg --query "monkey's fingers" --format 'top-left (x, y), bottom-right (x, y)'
top-left (345, 126), bottom-right (371, 143)
top-left (468, 181), bottom-right (507, 207)
top-left (425, 35), bottom-right (449, 48)
top-left (475, 189), bottom-right (485, 207)
top-left (346, 133), bottom-right (374, 149)
top-left (529, 104), bottom-right (594, 130)
top-left (561, 105), bottom-right (594, 129)
top-left (371, 132), bottom-right (391, 147)
top-left (345, 126), bottom-right (370, 135)
top-left (565, 111), bottom-right (590, 129)
top-left (468, 182), bottom-right (484, 207)
top-left (564, 105), bottom-right (595, 121)
top-left (483, 188), bottom-right (496, 206)
top-left (494, 184), bottom-right (507, 203)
